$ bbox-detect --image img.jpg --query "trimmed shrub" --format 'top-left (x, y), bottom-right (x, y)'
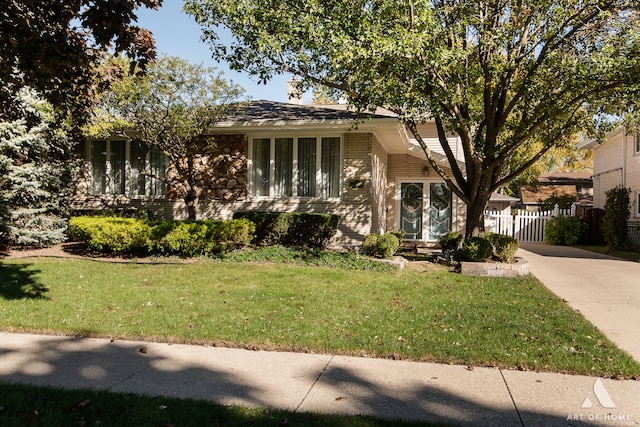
top-left (152, 219), bottom-right (255, 256)
top-left (233, 212), bottom-right (339, 249)
top-left (68, 216), bottom-right (151, 254)
top-left (486, 233), bottom-right (519, 263)
top-left (70, 217), bottom-right (254, 256)
top-left (361, 232), bottom-right (400, 258)
top-left (154, 221), bottom-right (211, 256)
top-left (438, 231), bottom-right (462, 251)
top-left (545, 215), bottom-right (587, 246)
top-left (376, 233), bottom-right (400, 258)
top-left (455, 237), bottom-right (493, 262)
top-left (602, 185), bottom-right (631, 250)
top-left (361, 233), bottom-right (379, 256)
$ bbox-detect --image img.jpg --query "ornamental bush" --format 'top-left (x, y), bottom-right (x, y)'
top-left (438, 231), bottom-right (462, 251)
top-left (602, 185), bottom-right (631, 250)
top-left (544, 215), bottom-right (587, 246)
top-left (68, 216), bottom-right (152, 254)
top-left (151, 219), bottom-right (255, 256)
top-left (69, 216), bottom-right (254, 256)
top-left (486, 233), bottom-right (519, 263)
top-left (455, 236), bottom-right (493, 262)
top-left (233, 212), bottom-right (339, 249)
top-left (361, 232), bottom-right (400, 258)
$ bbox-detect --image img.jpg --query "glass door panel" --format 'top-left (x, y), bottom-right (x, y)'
top-left (400, 182), bottom-right (423, 240)
top-left (427, 183), bottom-right (452, 241)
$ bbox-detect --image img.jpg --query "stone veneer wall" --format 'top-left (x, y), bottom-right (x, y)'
top-left (166, 134), bottom-right (248, 203)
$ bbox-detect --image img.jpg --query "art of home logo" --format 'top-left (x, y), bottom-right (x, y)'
top-left (567, 378), bottom-right (632, 423)
top-left (581, 378), bottom-right (615, 409)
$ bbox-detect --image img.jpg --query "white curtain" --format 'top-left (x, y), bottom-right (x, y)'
top-left (109, 141), bottom-right (126, 195)
top-left (297, 137), bottom-right (316, 197)
top-left (274, 138), bottom-right (293, 196)
top-left (149, 145), bottom-right (166, 196)
top-left (129, 141), bottom-right (146, 196)
top-left (321, 137), bottom-right (341, 198)
top-left (251, 138), bottom-right (270, 196)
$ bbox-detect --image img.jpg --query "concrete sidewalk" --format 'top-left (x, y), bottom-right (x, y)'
top-left (1, 333), bottom-right (639, 426)
top-left (518, 243), bottom-right (640, 364)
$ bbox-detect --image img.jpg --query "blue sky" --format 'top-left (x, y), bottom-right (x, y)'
top-left (135, 0), bottom-right (292, 102)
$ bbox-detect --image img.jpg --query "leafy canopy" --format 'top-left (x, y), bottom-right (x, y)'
top-left (88, 55), bottom-right (245, 219)
top-left (0, 0), bottom-right (161, 123)
top-left (185, 0), bottom-right (640, 236)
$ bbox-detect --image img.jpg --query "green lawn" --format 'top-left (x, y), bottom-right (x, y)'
top-left (2, 253), bottom-right (639, 378)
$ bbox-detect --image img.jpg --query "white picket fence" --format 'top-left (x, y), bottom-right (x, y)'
top-left (484, 205), bottom-right (573, 243)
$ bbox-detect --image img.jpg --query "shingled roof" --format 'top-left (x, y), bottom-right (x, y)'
top-left (218, 100), bottom-right (397, 125)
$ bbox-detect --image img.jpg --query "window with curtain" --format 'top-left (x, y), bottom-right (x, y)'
top-left (251, 138), bottom-right (270, 196)
top-left (297, 137), bottom-right (317, 197)
top-left (250, 136), bottom-right (341, 198)
top-left (109, 141), bottom-right (126, 195)
top-left (274, 138), bottom-right (293, 196)
top-left (89, 139), bottom-right (166, 197)
top-left (321, 137), bottom-right (341, 198)
top-left (90, 140), bottom-right (107, 195)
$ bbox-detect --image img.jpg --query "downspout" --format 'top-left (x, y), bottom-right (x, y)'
top-left (622, 129), bottom-right (627, 188)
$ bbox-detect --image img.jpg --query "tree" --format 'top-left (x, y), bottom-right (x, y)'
top-left (185, 0), bottom-right (640, 238)
top-left (0, 84), bottom-right (78, 247)
top-left (88, 56), bottom-right (245, 220)
top-left (0, 0), bottom-right (161, 124)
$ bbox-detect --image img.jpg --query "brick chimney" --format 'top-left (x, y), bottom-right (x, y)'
top-left (287, 78), bottom-right (303, 105)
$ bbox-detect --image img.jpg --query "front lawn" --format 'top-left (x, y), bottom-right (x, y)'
top-left (1, 252), bottom-right (639, 378)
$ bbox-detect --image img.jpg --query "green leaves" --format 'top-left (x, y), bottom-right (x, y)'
top-left (185, 0), bottom-right (640, 236)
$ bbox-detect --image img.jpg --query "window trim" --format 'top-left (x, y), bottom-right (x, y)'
top-left (636, 192), bottom-right (640, 218)
top-left (248, 134), bottom-right (343, 200)
top-left (87, 138), bottom-right (167, 199)
top-left (635, 133), bottom-right (640, 155)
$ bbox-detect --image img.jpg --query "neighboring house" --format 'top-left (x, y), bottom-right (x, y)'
top-left (70, 100), bottom-right (467, 247)
top-left (486, 192), bottom-right (519, 215)
top-left (579, 128), bottom-right (640, 225)
top-left (519, 171), bottom-right (593, 211)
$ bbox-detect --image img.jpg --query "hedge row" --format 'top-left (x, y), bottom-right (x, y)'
top-left (68, 217), bottom-right (255, 256)
top-left (69, 211), bottom-right (341, 256)
top-left (232, 212), bottom-right (340, 249)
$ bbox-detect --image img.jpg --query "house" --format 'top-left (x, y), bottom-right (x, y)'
top-left (519, 171), bottom-right (593, 212)
top-left (70, 100), bottom-right (467, 247)
top-left (579, 127), bottom-right (640, 225)
top-left (486, 192), bottom-right (519, 215)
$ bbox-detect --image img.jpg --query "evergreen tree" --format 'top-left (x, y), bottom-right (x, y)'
top-left (0, 85), bottom-right (78, 247)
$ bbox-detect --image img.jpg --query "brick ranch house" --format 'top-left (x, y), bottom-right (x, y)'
top-left (70, 100), bottom-right (467, 247)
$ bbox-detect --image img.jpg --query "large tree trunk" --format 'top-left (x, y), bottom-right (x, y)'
top-left (185, 188), bottom-right (197, 220)
top-left (464, 191), bottom-right (492, 239)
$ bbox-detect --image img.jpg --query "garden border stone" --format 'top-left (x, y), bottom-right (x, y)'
top-left (460, 257), bottom-right (529, 277)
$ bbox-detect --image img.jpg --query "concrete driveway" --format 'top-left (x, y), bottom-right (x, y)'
top-left (517, 243), bottom-right (640, 364)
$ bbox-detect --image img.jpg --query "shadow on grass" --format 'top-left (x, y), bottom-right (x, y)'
top-left (0, 262), bottom-right (48, 300)
top-left (0, 334), bottom-right (612, 427)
